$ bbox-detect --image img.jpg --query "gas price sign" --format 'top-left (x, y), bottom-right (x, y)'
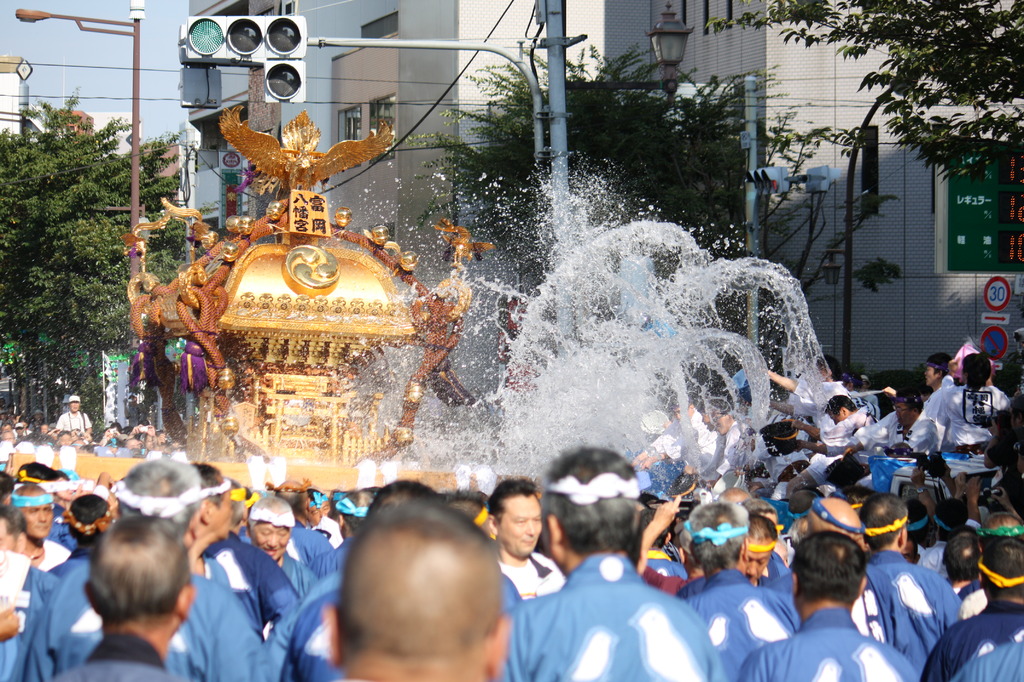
top-left (939, 152), bottom-right (1024, 272)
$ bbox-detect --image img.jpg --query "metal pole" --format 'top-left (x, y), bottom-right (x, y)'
top-left (842, 95), bottom-right (886, 367)
top-left (745, 76), bottom-right (759, 345)
top-left (545, 0), bottom-right (569, 198)
top-left (311, 38), bottom-right (545, 159)
top-left (130, 17), bottom-right (141, 278)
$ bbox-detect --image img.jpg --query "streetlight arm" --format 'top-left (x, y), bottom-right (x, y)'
top-left (16, 8), bottom-right (133, 35)
top-left (310, 37), bottom-right (545, 158)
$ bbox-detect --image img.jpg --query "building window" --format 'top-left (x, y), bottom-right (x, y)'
top-left (370, 95), bottom-right (395, 134)
top-left (281, 1), bottom-right (296, 15)
top-left (726, 0), bottom-right (734, 21)
top-left (340, 106), bottom-right (361, 142)
top-left (862, 125), bottom-right (879, 214)
top-left (362, 12), bottom-right (398, 39)
top-left (703, 0), bottom-right (710, 35)
top-left (680, 0), bottom-right (688, 25)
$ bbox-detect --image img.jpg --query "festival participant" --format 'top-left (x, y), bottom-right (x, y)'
top-left (958, 515), bottom-right (1024, 618)
top-left (15, 463), bottom-right (77, 552)
top-left (49, 517), bottom-right (193, 682)
top-left (923, 353), bottom-right (953, 394)
top-left (768, 355), bottom-right (847, 422)
top-left (200, 465), bottom-right (298, 637)
top-left (738, 532), bottom-right (917, 682)
top-left (503, 446), bottom-right (726, 682)
top-left (12, 483), bottom-right (70, 571)
top-left (0, 505), bottom-right (58, 682)
top-left (307, 489), bottom-right (342, 548)
top-left (54, 396), bottom-right (91, 441)
top-left (683, 502), bottom-right (798, 678)
top-left (845, 387), bottom-right (939, 456)
top-left (639, 502), bottom-right (688, 580)
top-left (633, 404), bottom-right (718, 485)
top-left (921, 537), bottom-right (1024, 682)
top-left (271, 480), bottom-right (333, 565)
top-left (327, 501), bottom-right (509, 682)
top-left (272, 480), bottom-right (440, 682)
top-left (332, 489), bottom-right (374, 542)
top-left (488, 478), bottom-right (564, 599)
top-left (743, 498), bottom-right (790, 581)
top-left (941, 528), bottom-right (981, 601)
top-left (860, 493), bottom-right (960, 673)
top-left (22, 459), bottom-right (264, 682)
top-left (247, 495), bottom-right (317, 598)
top-left (919, 497), bottom-right (971, 576)
top-left (930, 353), bottom-right (1009, 452)
top-left (743, 513), bottom-right (780, 585)
top-left (49, 495), bottom-right (112, 579)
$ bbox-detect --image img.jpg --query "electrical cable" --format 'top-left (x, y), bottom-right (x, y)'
top-left (320, 0), bottom-right (520, 193)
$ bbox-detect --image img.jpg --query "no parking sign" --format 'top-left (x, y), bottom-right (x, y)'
top-left (981, 325), bottom-right (1009, 359)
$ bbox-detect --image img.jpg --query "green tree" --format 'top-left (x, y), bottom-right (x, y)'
top-left (423, 48), bottom-right (753, 284)
top-left (0, 100), bottom-right (179, 417)
top-left (730, 0), bottom-right (1024, 175)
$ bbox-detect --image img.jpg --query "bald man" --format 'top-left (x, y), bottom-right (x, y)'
top-left (327, 501), bottom-right (508, 682)
top-left (719, 487), bottom-right (751, 504)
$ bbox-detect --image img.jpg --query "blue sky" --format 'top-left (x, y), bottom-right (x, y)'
top-left (2, 0), bottom-right (189, 139)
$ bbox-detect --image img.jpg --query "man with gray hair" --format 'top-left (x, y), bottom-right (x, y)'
top-left (248, 494), bottom-right (317, 597)
top-left (684, 501), bottom-right (799, 680)
top-left (22, 460), bottom-right (264, 682)
top-left (50, 517), bottom-right (194, 682)
top-left (504, 446), bottom-right (725, 682)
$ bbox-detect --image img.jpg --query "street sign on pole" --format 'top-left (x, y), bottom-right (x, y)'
top-left (981, 325), bottom-right (1010, 359)
top-left (984, 276), bottom-right (1012, 311)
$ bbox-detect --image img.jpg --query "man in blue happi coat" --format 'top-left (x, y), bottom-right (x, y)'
top-left (738, 532), bottom-right (917, 682)
top-left (922, 536), bottom-right (1024, 682)
top-left (0, 505), bottom-right (58, 682)
top-left (49, 494), bottom-right (111, 579)
top-left (22, 459), bottom-right (266, 682)
top-left (198, 467), bottom-right (298, 636)
top-left (49, 517), bottom-right (192, 682)
top-left (247, 495), bottom-right (318, 598)
top-left (683, 501), bottom-right (799, 680)
top-left (269, 481), bottom-right (332, 566)
top-left (274, 480), bottom-right (439, 682)
top-left (860, 493), bottom-right (960, 673)
top-left (504, 446), bottom-right (726, 682)
top-left (328, 501), bottom-right (509, 682)
top-left (949, 641), bottom-right (1024, 682)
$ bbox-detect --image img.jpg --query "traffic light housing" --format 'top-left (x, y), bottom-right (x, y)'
top-left (179, 15), bottom-right (306, 102)
top-left (746, 167), bottom-right (790, 195)
top-left (805, 165), bottom-right (841, 193)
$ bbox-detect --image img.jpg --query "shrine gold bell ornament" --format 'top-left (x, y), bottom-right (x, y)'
top-left (121, 107), bottom-right (492, 464)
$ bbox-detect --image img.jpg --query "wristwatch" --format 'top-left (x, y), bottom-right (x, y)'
top-left (915, 487), bottom-right (926, 494)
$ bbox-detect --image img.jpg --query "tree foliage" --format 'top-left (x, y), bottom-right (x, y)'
top-left (729, 0), bottom-right (1024, 175)
top-left (423, 49), bottom-right (753, 283)
top-left (0, 101), bottom-right (178, 412)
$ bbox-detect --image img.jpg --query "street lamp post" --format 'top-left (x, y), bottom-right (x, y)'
top-left (841, 92), bottom-right (889, 367)
top-left (16, 3), bottom-right (144, 277)
top-left (647, 2), bottom-right (692, 103)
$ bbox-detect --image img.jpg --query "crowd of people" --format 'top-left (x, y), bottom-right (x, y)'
top-left (0, 343), bottom-right (1019, 680)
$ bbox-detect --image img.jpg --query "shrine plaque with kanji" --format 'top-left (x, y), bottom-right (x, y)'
top-left (288, 190), bottom-right (330, 236)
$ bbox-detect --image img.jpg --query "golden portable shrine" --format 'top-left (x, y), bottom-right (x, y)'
top-left (123, 107), bottom-right (490, 464)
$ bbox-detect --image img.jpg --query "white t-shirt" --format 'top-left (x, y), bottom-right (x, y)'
top-left (499, 553), bottom-right (565, 600)
top-left (855, 411), bottom-right (939, 455)
top-left (38, 539), bottom-right (71, 572)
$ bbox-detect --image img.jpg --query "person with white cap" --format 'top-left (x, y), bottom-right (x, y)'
top-left (504, 446), bottom-right (725, 682)
top-left (54, 396), bottom-right (91, 441)
top-left (247, 494), bottom-right (317, 598)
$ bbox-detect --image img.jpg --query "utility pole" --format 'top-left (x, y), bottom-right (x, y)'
top-left (744, 75), bottom-right (760, 345)
top-left (542, 0), bottom-right (570, 199)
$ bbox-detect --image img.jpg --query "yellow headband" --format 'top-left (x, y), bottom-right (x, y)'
top-left (978, 559), bottom-right (1024, 589)
top-left (474, 507), bottom-right (489, 527)
top-left (747, 540), bottom-right (776, 553)
top-left (864, 516), bottom-right (908, 537)
top-left (775, 524), bottom-right (784, 533)
top-left (16, 473), bottom-right (44, 483)
top-left (229, 488), bottom-right (248, 502)
top-left (851, 503), bottom-right (863, 510)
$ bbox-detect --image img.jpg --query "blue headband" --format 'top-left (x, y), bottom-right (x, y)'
top-left (335, 497), bottom-right (368, 518)
top-left (907, 516), bottom-right (929, 532)
top-left (811, 498), bottom-right (865, 535)
top-left (11, 493), bottom-right (53, 508)
top-left (790, 509), bottom-right (809, 519)
top-left (308, 491), bottom-right (327, 509)
top-left (685, 521), bottom-right (748, 546)
top-left (934, 516), bottom-right (953, 532)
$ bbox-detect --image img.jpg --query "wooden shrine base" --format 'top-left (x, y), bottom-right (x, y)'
top-left (9, 453), bottom-right (458, 492)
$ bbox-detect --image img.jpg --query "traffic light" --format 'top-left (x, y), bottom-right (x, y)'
top-left (805, 165), bottom-right (841, 193)
top-left (179, 15), bottom-right (306, 102)
top-left (745, 167), bottom-right (790, 195)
